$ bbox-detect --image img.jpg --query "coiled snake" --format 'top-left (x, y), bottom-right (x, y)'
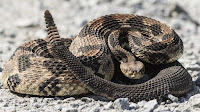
top-left (1, 10), bottom-right (193, 102)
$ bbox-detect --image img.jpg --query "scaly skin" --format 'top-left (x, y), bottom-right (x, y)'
top-left (1, 10), bottom-right (193, 102)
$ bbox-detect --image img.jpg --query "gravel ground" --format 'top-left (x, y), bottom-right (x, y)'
top-left (0, 0), bottom-right (200, 112)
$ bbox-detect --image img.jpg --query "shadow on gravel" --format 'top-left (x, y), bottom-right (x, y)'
top-left (195, 74), bottom-right (200, 87)
top-left (10, 90), bottom-right (110, 102)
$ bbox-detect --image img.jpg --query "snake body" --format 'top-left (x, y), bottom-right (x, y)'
top-left (1, 10), bottom-right (193, 102)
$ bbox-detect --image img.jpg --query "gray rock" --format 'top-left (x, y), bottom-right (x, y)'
top-left (137, 100), bottom-right (147, 108)
top-left (174, 108), bottom-right (190, 112)
top-left (61, 108), bottom-right (78, 112)
top-left (30, 97), bottom-right (38, 104)
top-left (189, 94), bottom-right (200, 109)
top-left (167, 94), bottom-right (179, 103)
top-left (124, 110), bottom-right (136, 112)
top-left (81, 97), bottom-right (94, 103)
top-left (186, 63), bottom-right (200, 71)
top-left (29, 110), bottom-right (37, 112)
top-left (143, 99), bottom-right (158, 112)
top-left (3, 102), bottom-right (9, 107)
top-left (113, 98), bottom-right (130, 110)
top-left (89, 107), bottom-right (100, 112)
top-left (70, 103), bottom-right (80, 108)
top-left (54, 105), bottom-right (63, 111)
top-left (129, 102), bottom-right (138, 110)
top-left (104, 102), bottom-right (113, 109)
top-left (154, 105), bottom-right (170, 112)
top-left (34, 103), bottom-right (41, 108)
top-left (169, 103), bottom-right (179, 108)
top-left (64, 97), bottom-right (76, 102)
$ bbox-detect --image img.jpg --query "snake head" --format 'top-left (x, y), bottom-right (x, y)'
top-left (120, 61), bottom-right (145, 79)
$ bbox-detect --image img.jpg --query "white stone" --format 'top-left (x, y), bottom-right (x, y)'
top-left (143, 99), bottom-right (158, 112)
top-left (189, 94), bottom-right (200, 108)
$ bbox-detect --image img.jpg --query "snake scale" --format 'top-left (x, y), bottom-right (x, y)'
top-left (1, 10), bottom-right (193, 102)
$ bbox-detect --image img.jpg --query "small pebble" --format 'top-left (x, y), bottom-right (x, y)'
top-left (104, 102), bottom-right (113, 109)
top-left (81, 20), bottom-right (88, 26)
top-left (62, 108), bottom-right (78, 112)
top-left (189, 94), bottom-right (200, 108)
top-left (186, 64), bottom-right (200, 71)
top-left (143, 100), bottom-right (158, 112)
top-left (3, 103), bottom-right (9, 107)
top-left (129, 103), bottom-right (138, 110)
top-left (81, 97), bottom-right (93, 103)
top-left (64, 97), bottom-right (76, 102)
top-left (30, 97), bottom-right (37, 104)
top-left (113, 98), bottom-right (130, 110)
top-left (89, 107), bottom-right (100, 112)
top-left (154, 105), bottom-right (170, 112)
top-left (70, 103), bottom-right (80, 108)
top-left (137, 100), bottom-right (147, 108)
top-left (167, 94), bottom-right (179, 103)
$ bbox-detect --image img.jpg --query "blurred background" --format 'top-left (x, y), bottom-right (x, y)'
top-left (0, 0), bottom-right (199, 67)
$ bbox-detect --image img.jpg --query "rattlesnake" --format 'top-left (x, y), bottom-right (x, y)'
top-left (1, 10), bottom-right (193, 102)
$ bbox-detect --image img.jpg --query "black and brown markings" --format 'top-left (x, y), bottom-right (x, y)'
top-left (7, 74), bottom-right (21, 91)
top-left (0, 10), bottom-right (192, 102)
top-left (75, 14), bottom-right (177, 76)
top-left (78, 54), bottom-right (108, 79)
top-left (77, 44), bottom-right (102, 54)
top-left (80, 15), bottom-right (168, 52)
top-left (39, 59), bottom-right (67, 95)
top-left (147, 52), bottom-right (170, 64)
top-left (38, 76), bottom-right (61, 96)
top-left (16, 39), bottom-right (56, 73)
top-left (126, 16), bottom-right (163, 37)
top-left (31, 39), bottom-right (54, 58)
top-left (18, 54), bottom-right (32, 72)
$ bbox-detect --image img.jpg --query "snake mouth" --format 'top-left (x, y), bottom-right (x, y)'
top-left (120, 67), bottom-right (145, 79)
top-left (120, 60), bottom-right (145, 79)
top-left (130, 72), bottom-right (144, 79)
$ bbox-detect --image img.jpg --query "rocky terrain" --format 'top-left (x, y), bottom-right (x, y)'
top-left (0, 0), bottom-right (200, 112)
